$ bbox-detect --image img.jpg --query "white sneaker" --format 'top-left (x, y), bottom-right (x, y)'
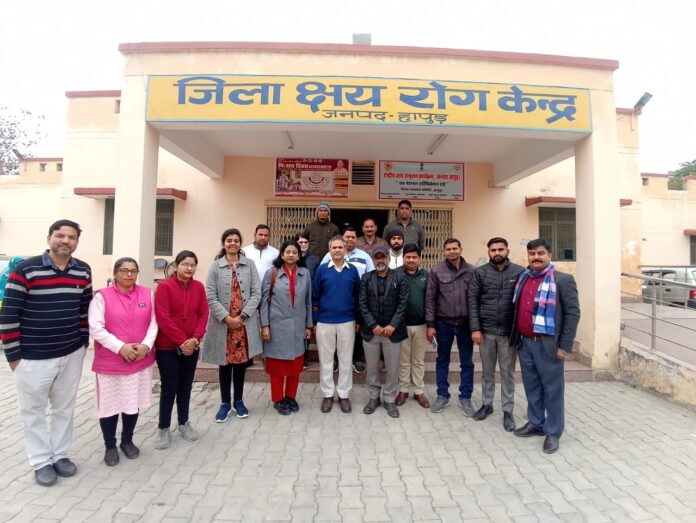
top-left (154, 428), bottom-right (170, 450)
top-left (177, 421), bottom-right (199, 442)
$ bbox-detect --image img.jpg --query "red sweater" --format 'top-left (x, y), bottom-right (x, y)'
top-left (154, 275), bottom-right (209, 350)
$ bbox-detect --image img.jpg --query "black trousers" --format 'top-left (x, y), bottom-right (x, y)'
top-left (156, 348), bottom-right (199, 429)
top-left (219, 362), bottom-right (247, 403)
top-left (99, 412), bottom-right (138, 449)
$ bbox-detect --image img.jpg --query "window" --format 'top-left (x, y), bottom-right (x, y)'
top-left (539, 208), bottom-right (576, 261)
top-left (57, 163), bottom-right (63, 172)
top-left (103, 199), bottom-right (115, 255)
top-left (642, 177), bottom-right (648, 186)
top-left (155, 200), bottom-right (174, 256)
top-left (39, 163), bottom-right (47, 172)
top-left (103, 198), bottom-right (174, 256)
top-left (691, 236), bottom-right (696, 265)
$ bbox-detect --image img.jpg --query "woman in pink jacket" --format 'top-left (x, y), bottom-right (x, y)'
top-left (88, 257), bottom-right (158, 466)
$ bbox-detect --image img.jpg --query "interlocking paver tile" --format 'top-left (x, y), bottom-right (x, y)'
top-left (1, 352), bottom-right (695, 521)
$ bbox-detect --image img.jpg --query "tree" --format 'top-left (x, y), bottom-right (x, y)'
top-left (0, 106), bottom-right (44, 175)
top-left (668, 159), bottom-right (696, 178)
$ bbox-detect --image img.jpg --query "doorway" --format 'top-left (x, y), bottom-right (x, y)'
top-left (330, 209), bottom-right (390, 238)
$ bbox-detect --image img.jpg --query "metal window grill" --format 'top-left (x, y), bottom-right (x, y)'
top-left (103, 199), bottom-right (115, 255)
top-left (539, 207), bottom-right (576, 261)
top-left (155, 200), bottom-right (174, 256)
top-left (267, 205), bottom-right (452, 269)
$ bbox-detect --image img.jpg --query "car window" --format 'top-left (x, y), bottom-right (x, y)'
top-left (661, 271), bottom-right (677, 281)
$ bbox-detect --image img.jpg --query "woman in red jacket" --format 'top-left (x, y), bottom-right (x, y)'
top-left (153, 250), bottom-right (209, 450)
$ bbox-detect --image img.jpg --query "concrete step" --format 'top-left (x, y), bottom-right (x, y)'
top-left (156, 356), bottom-right (600, 384)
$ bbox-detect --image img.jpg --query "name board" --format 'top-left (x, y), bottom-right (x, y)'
top-left (146, 75), bottom-right (591, 133)
top-left (380, 161), bottom-right (465, 201)
top-left (275, 158), bottom-right (349, 198)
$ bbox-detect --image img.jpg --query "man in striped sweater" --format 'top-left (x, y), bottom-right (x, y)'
top-left (0, 219), bottom-right (93, 486)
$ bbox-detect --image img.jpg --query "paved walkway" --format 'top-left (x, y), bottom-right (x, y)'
top-left (0, 352), bottom-right (695, 522)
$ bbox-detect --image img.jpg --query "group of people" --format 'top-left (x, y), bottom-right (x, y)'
top-left (0, 202), bottom-right (579, 487)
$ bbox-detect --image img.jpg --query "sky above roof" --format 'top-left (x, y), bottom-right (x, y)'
top-left (2, 0), bottom-right (693, 173)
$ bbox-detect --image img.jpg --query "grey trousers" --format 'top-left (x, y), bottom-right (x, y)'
top-left (480, 334), bottom-right (516, 413)
top-left (363, 335), bottom-right (401, 403)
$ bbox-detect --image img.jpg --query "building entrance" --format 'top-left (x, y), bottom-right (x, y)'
top-left (267, 204), bottom-right (452, 269)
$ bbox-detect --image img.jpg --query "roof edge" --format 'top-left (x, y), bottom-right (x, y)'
top-left (118, 41), bottom-right (619, 71)
top-left (65, 90), bottom-right (121, 98)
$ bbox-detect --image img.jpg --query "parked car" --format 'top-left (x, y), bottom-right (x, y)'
top-left (641, 266), bottom-right (696, 308)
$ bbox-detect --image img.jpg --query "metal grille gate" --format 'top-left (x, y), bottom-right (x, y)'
top-left (267, 205), bottom-right (452, 269)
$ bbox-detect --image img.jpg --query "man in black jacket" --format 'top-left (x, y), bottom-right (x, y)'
top-left (510, 239), bottom-right (580, 454)
top-left (359, 247), bottom-right (409, 418)
top-left (468, 237), bottom-right (524, 431)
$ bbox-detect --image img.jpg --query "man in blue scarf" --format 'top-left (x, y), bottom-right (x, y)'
top-left (510, 239), bottom-right (580, 454)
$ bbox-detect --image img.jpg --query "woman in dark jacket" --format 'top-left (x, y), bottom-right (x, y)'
top-left (296, 232), bottom-right (320, 368)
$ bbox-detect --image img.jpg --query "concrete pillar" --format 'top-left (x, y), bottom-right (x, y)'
top-left (113, 76), bottom-right (159, 286)
top-left (574, 90), bottom-right (621, 369)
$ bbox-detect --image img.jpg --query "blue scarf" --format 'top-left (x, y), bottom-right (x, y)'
top-left (513, 263), bottom-right (557, 335)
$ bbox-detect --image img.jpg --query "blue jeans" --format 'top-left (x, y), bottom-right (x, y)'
top-left (435, 321), bottom-right (474, 399)
top-left (518, 336), bottom-right (565, 437)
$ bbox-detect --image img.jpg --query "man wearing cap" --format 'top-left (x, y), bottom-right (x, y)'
top-left (383, 199), bottom-right (425, 250)
top-left (358, 246), bottom-right (409, 418)
top-left (387, 230), bottom-right (405, 269)
top-left (303, 202), bottom-right (340, 259)
top-left (396, 244), bottom-right (430, 408)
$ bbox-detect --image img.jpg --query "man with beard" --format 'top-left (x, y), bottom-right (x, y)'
top-left (383, 199), bottom-right (425, 250)
top-left (510, 239), bottom-right (580, 454)
top-left (468, 237), bottom-right (524, 431)
top-left (425, 238), bottom-right (477, 416)
top-left (387, 230), bottom-right (405, 269)
top-left (242, 224), bottom-right (279, 278)
top-left (303, 202), bottom-right (340, 258)
top-left (359, 247), bottom-right (409, 418)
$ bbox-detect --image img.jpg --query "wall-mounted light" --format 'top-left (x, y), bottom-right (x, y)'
top-left (633, 92), bottom-right (653, 115)
top-left (427, 134), bottom-right (447, 155)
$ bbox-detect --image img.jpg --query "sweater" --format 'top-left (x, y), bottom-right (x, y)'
top-left (0, 251), bottom-right (92, 362)
top-left (312, 261), bottom-right (361, 324)
top-left (89, 284), bottom-right (157, 375)
top-left (398, 266), bottom-right (429, 325)
top-left (154, 275), bottom-right (209, 350)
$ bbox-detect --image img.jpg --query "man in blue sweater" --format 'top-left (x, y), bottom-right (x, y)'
top-left (0, 220), bottom-right (92, 486)
top-left (312, 236), bottom-right (361, 414)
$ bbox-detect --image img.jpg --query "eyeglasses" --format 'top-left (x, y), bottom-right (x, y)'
top-left (179, 263), bottom-right (197, 269)
top-left (116, 269), bottom-right (139, 276)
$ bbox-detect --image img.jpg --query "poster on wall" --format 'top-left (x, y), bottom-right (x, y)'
top-left (274, 158), bottom-right (350, 198)
top-left (379, 161), bottom-right (465, 201)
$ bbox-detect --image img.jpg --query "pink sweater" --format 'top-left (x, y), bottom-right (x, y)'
top-left (92, 284), bottom-right (156, 375)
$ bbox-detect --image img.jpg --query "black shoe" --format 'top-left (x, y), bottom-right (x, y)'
top-left (119, 442), bottom-right (140, 459)
top-left (503, 412), bottom-right (516, 432)
top-left (104, 448), bottom-right (119, 466)
top-left (273, 400), bottom-right (291, 415)
top-left (363, 397), bottom-right (381, 414)
top-left (34, 464), bottom-right (57, 486)
top-left (513, 422), bottom-right (545, 438)
top-left (353, 361), bottom-right (366, 374)
top-left (52, 458), bottom-right (77, 477)
top-left (543, 435), bottom-right (560, 454)
top-left (473, 404), bottom-right (493, 421)
top-left (283, 396), bottom-right (299, 412)
top-left (383, 402), bottom-right (399, 418)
